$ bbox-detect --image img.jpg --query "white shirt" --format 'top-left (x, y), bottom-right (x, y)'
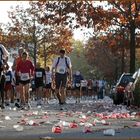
top-left (0, 44), bottom-right (9, 61)
top-left (45, 71), bottom-right (52, 84)
top-left (98, 80), bottom-right (106, 88)
top-left (81, 80), bottom-right (87, 87)
top-left (52, 56), bottom-right (72, 74)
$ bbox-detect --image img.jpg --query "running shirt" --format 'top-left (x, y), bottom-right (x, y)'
top-left (45, 71), bottom-right (52, 84)
top-left (11, 70), bottom-right (16, 86)
top-left (35, 68), bottom-right (45, 83)
top-left (81, 80), bottom-right (88, 87)
top-left (15, 57), bottom-right (22, 67)
top-left (0, 44), bottom-right (9, 62)
top-left (73, 74), bottom-right (84, 87)
top-left (5, 70), bottom-right (13, 84)
top-left (16, 60), bottom-right (34, 81)
top-left (52, 56), bottom-right (72, 74)
top-left (87, 79), bottom-right (93, 90)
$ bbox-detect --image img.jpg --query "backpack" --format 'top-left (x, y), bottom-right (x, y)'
top-left (55, 57), bottom-right (69, 69)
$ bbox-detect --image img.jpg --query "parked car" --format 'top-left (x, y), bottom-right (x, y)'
top-left (109, 85), bottom-right (116, 98)
top-left (132, 68), bottom-right (140, 86)
top-left (124, 68), bottom-right (140, 106)
top-left (112, 73), bottom-right (133, 105)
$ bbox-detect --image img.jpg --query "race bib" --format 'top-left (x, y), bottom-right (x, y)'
top-left (57, 66), bottom-right (66, 74)
top-left (88, 86), bottom-right (92, 90)
top-left (32, 80), bottom-right (35, 85)
top-left (5, 75), bottom-right (11, 82)
top-left (36, 72), bottom-right (42, 78)
top-left (81, 81), bottom-right (87, 87)
top-left (20, 73), bottom-right (30, 81)
top-left (75, 83), bottom-right (80, 87)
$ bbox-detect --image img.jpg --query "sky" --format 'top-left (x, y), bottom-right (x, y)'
top-left (0, 1), bottom-right (88, 41)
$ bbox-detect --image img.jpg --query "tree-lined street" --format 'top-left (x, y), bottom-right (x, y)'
top-left (0, 1), bottom-right (140, 139)
top-left (0, 97), bottom-right (140, 139)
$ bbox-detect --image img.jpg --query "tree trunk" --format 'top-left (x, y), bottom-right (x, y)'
top-left (121, 46), bottom-right (125, 73)
top-left (129, 20), bottom-right (136, 74)
top-left (43, 44), bottom-right (47, 68)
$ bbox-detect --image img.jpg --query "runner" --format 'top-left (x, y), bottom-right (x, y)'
top-left (51, 49), bottom-right (72, 110)
top-left (44, 66), bottom-right (53, 104)
top-left (87, 79), bottom-right (94, 99)
top-left (16, 51), bottom-right (34, 109)
top-left (73, 70), bottom-right (84, 103)
top-left (0, 43), bottom-right (9, 109)
top-left (12, 47), bottom-right (24, 104)
top-left (34, 62), bottom-right (45, 106)
top-left (4, 63), bottom-right (15, 107)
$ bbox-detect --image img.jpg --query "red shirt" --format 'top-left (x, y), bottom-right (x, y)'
top-left (16, 60), bottom-right (34, 76)
top-left (15, 56), bottom-right (22, 66)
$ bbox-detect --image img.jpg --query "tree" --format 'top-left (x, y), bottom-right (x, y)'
top-left (85, 34), bottom-right (130, 81)
top-left (70, 40), bottom-right (95, 79)
top-left (39, 0), bottom-right (140, 73)
top-left (38, 27), bottom-right (73, 67)
top-left (6, 1), bottom-right (73, 66)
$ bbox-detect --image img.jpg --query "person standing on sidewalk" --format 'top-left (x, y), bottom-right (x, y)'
top-left (51, 49), bottom-right (72, 110)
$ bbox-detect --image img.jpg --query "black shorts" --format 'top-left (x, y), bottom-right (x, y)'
top-left (15, 75), bottom-right (20, 85)
top-left (81, 87), bottom-right (87, 91)
top-left (19, 80), bottom-right (30, 85)
top-left (55, 73), bottom-right (67, 89)
top-left (45, 83), bottom-right (52, 89)
top-left (35, 81), bottom-right (44, 88)
top-left (0, 74), bottom-right (5, 91)
top-left (73, 83), bottom-right (81, 90)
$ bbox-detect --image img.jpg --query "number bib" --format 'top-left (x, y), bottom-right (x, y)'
top-left (20, 73), bottom-right (30, 81)
top-left (57, 66), bottom-right (66, 74)
top-left (5, 75), bottom-right (11, 82)
top-left (81, 81), bottom-right (87, 87)
top-left (36, 72), bottom-right (42, 78)
top-left (32, 80), bottom-right (35, 85)
top-left (75, 83), bottom-right (80, 87)
top-left (88, 86), bottom-right (92, 89)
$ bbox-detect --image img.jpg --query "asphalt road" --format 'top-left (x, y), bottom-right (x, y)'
top-left (0, 97), bottom-right (140, 140)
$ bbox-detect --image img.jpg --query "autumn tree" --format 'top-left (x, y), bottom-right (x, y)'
top-left (6, 1), bottom-right (73, 66)
top-left (39, 0), bottom-right (140, 73)
top-left (70, 40), bottom-right (94, 79)
top-left (85, 33), bottom-right (130, 81)
top-left (38, 27), bottom-right (73, 67)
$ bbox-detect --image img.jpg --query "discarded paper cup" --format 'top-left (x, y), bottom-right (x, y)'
top-left (13, 125), bottom-right (24, 131)
top-left (5, 116), bottom-right (11, 120)
top-left (69, 122), bottom-right (78, 128)
top-left (28, 120), bottom-right (34, 126)
top-left (61, 121), bottom-right (70, 127)
top-left (52, 125), bottom-right (62, 133)
top-left (103, 129), bottom-right (115, 136)
top-left (83, 126), bottom-right (92, 133)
